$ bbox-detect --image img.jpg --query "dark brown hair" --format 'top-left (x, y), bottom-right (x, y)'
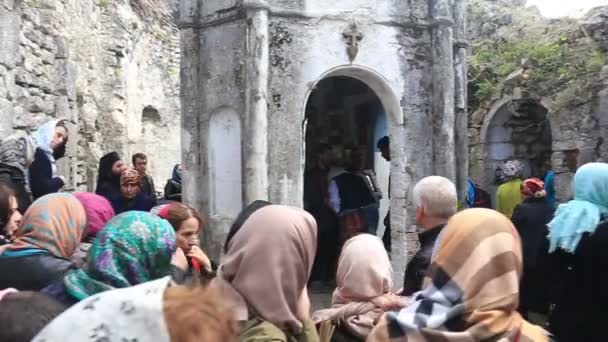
top-left (132, 152), bottom-right (147, 165)
top-left (0, 291), bottom-right (68, 342)
top-left (53, 120), bottom-right (69, 160)
top-left (166, 203), bottom-right (205, 233)
top-left (0, 181), bottom-right (16, 232)
top-left (163, 286), bottom-right (238, 342)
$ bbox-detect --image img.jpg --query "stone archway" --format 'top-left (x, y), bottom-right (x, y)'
top-left (301, 65), bottom-right (409, 284)
top-left (480, 98), bottom-right (553, 197)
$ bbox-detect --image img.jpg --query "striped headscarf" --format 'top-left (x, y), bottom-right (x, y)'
top-left (63, 211), bottom-right (176, 300)
top-left (3, 193), bottom-right (86, 259)
top-left (368, 209), bottom-right (548, 342)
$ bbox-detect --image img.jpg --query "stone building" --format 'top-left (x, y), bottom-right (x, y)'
top-left (179, 0), bottom-right (468, 280)
top-left (0, 0), bottom-right (181, 191)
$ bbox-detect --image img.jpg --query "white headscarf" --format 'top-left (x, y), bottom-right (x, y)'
top-left (33, 277), bottom-right (172, 342)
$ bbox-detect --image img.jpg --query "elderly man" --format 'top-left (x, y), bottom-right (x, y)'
top-left (402, 176), bottom-right (457, 296)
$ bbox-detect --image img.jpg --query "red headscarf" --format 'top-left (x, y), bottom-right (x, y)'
top-left (521, 178), bottom-right (546, 198)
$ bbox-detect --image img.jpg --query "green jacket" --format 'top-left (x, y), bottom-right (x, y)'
top-left (240, 317), bottom-right (320, 342)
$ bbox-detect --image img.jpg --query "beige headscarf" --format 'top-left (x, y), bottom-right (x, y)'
top-left (212, 205), bottom-right (317, 334)
top-left (312, 234), bottom-right (401, 339)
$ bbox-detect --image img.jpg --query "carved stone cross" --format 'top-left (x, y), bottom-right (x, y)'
top-left (342, 21), bottom-right (364, 63)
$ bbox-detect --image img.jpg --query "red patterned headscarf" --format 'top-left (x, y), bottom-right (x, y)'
top-left (521, 178), bottom-right (546, 199)
top-left (120, 167), bottom-right (141, 186)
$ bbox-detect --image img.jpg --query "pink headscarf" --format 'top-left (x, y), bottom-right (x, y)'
top-left (74, 192), bottom-right (115, 239)
top-left (212, 205), bottom-right (317, 334)
top-left (313, 234), bottom-right (403, 339)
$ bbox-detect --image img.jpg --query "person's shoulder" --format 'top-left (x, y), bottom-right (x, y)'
top-left (240, 318), bottom-right (288, 342)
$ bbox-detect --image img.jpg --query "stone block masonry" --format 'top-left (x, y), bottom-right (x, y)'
top-left (0, 0), bottom-right (181, 192)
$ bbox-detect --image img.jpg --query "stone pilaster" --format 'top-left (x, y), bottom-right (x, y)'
top-left (243, 0), bottom-right (270, 204)
top-left (430, 0), bottom-right (456, 182)
top-left (453, 0), bottom-right (468, 203)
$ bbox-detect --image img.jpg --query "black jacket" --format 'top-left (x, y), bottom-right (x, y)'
top-left (28, 148), bottom-right (64, 199)
top-left (0, 253), bottom-right (75, 291)
top-left (511, 198), bottom-right (554, 270)
top-left (511, 198), bottom-right (554, 314)
top-left (546, 221), bottom-right (608, 341)
top-left (402, 225), bottom-right (443, 296)
top-left (164, 179), bottom-right (182, 202)
top-left (0, 163), bottom-right (31, 214)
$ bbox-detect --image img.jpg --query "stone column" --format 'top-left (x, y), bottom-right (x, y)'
top-left (179, 0), bottom-right (205, 212)
top-left (453, 0), bottom-right (468, 203)
top-left (430, 0), bottom-right (456, 182)
top-left (243, 0), bottom-right (270, 204)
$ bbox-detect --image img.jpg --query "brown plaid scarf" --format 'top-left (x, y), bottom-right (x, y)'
top-left (368, 208), bottom-right (548, 342)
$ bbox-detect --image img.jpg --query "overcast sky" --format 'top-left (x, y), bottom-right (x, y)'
top-left (527, 0), bottom-right (608, 17)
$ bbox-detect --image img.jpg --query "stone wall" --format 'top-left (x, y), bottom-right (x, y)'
top-left (467, 3), bottom-right (608, 202)
top-left (0, 0), bottom-right (180, 192)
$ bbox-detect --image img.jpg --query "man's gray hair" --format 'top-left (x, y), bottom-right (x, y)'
top-left (412, 176), bottom-right (458, 219)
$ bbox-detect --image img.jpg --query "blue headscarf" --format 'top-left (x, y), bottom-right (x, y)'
top-left (171, 164), bottom-right (181, 184)
top-left (548, 163), bottom-right (608, 253)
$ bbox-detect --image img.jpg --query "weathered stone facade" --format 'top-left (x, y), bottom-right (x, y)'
top-left (467, 4), bottom-right (608, 203)
top-left (0, 0), bottom-right (181, 191)
top-left (179, 0), bottom-right (467, 282)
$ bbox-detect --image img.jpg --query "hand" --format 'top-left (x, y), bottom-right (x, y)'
top-left (171, 248), bottom-right (189, 271)
top-left (186, 245), bottom-right (211, 271)
top-left (372, 293), bottom-right (409, 311)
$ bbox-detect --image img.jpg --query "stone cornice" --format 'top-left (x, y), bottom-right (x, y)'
top-left (177, 5), bottom-right (456, 30)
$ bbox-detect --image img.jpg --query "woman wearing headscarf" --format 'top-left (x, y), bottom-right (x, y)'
top-left (545, 163), bottom-right (608, 341)
top-left (367, 208), bottom-right (548, 342)
top-left (212, 205), bottom-right (319, 342)
top-left (496, 160), bottom-right (525, 218)
top-left (42, 211), bottom-right (176, 306)
top-left (0, 193), bottom-right (86, 290)
top-left (34, 276), bottom-right (239, 342)
top-left (0, 131), bottom-right (36, 213)
top-left (164, 163), bottom-right (183, 201)
top-left (95, 151), bottom-right (125, 201)
top-left (69, 192), bottom-right (116, 267)
top-left (157, 203), bottom-right (216, 285)
top-left (312, 234), bottom-right (406, 342)
top-left (28, 120), bottom-right (69, 199)
top-left (110, 167), bottom-right (156, 214)
top-left (224, 199), bottom-right (272, 253)
top-left (511, 178), bottom-right (554, 318)
top-left (0, 181), bottom-right (22, 247)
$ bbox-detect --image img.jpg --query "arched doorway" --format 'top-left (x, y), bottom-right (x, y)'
top-left (303, 75), bottom-right (389, 286)
top-left (482, 99), bottom-right (553, 197)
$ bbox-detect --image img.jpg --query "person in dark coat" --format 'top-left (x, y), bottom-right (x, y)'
top-left (544, 163), bottom-right (608, 342)
top-left (164, 164), bottom-right (182, 202)
top-left (510, 178), bottom-right (554, 318)
top-left (305, 144), bottom-right (339, 286)
top-left (109, 168), bottom-right (156, 214)
top-left (401, 176), bottom-right (457, 296)
top-left (0, 193), bottom-right (86, 291)
top-left (95, 151), bottom-right (126, 201)
top-left (328, 147), bottom-right (380, 245)
top-left (28, 120), bottom-right (69, 200)
top-left (377, 136), bottom-right (392, 253)
top-left (0, 132), bottom-right (36, 214)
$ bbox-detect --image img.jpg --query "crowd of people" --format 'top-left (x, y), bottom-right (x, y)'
top-left (0, 121), bottom-right (605, 341)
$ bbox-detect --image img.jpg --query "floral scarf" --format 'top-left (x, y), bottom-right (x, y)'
top-left (63, 211), bottom-right (176, 300)
top-left (2, 193), bottom-right (86, 259)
